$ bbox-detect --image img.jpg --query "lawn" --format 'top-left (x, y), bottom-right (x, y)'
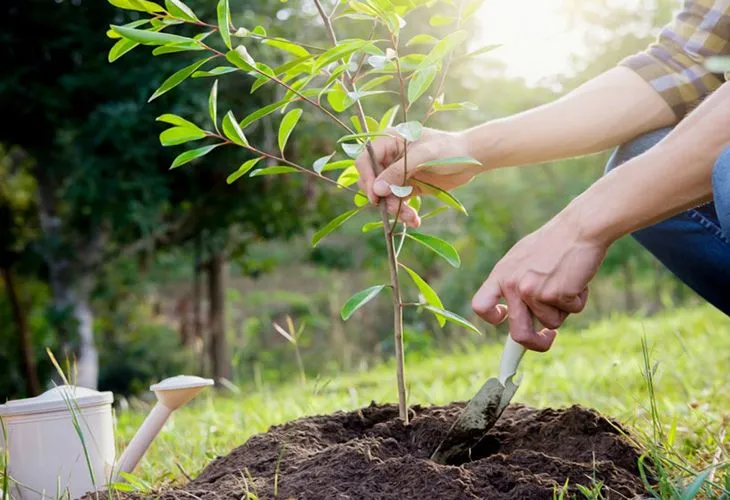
top-left (116, 305), bottom-right (730, 494)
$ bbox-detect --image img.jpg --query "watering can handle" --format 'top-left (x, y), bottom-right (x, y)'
top-left (499, 335), bottom-right (526, 384)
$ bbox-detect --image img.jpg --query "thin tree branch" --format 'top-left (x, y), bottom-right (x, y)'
top-left (312, 0), bottom-right (408, 423)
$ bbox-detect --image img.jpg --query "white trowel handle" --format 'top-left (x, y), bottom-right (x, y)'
top-left (498, 335), bottom-right (526, 384)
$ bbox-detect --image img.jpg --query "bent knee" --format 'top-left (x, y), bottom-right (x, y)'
top-left (604, 127), bottom-right (673, 176)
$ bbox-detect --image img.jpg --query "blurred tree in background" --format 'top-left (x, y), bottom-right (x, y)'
top-left (0, 0), bottom-right (697, 400)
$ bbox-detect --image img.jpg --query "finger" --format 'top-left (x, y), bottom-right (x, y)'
top-left (523, 297), bottom-right (567, 330)
top-left (504, 291), bottom-right (555, 352)
top-left (545, 288), bottom-right (589, 314)
top-left (384, 196), bottom-right (420, 228)
top-left (472, 280), bottom-right (508, 325)
top-left (355, 136), bottom-right (391, 204)
top-left (373, 156), bottom-right (407, 198)
top-left (373, 146), bottom-right (431, 198)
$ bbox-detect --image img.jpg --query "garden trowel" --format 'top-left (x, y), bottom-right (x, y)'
top-left (431, 335), bottom-right (526, 464)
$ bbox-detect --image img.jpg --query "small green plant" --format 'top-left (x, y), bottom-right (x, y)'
top-left (273, 316), bottom-right (307, 385)
top-left (107, 0), bottom-right (492, 422)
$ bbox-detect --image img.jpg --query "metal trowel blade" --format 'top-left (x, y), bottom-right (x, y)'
top-left (430, 374), bottom-right (519, 464)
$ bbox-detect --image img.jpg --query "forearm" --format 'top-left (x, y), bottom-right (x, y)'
top-left (463, 67), bottom-right (677, 168)
top-left (565, 82), bottom-right (730, 245)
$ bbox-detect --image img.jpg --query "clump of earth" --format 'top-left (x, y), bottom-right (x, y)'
top-left (152, 402), bottom-right (648, 499)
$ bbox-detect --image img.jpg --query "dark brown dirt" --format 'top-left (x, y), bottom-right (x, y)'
top-left (153, 402), bottom-right (648, 499)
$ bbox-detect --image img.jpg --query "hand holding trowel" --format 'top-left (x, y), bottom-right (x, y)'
top-left (431, 335), bottom-right (526, 464)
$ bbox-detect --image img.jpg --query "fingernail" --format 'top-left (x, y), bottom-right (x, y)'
top-left (373, 180), bottom-right (390, 196)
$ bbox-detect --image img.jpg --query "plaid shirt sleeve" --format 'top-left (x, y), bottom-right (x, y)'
top-left (619, 0), bottom-right (730, 118)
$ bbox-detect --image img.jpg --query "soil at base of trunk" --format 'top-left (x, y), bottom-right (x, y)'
top-left (141, 403), bottom-right (649, 499)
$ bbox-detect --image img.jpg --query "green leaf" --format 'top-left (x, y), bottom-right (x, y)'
top-left (358, 75), bottom-right (393, 92)
top-left (250, 166), bottom-right (299, 176)
top-left (420, 156), bottom-right (481, 167)
top-left (379, 105), bottom-right (399, 130)
top-left (217, 0), bottom-right (232, 49)
top-left (313, 153), bottom-right (335, 175)
top-left (149, 57), bottom-right (211, 102)
top-left (327, 85), bottom-right (350, 112)
top-left (342, 143), bottom-right (365, 159)
top-left (422, 305), bottom-right (480, 334)
top-left (252, 25), bottom-right (267, 36)
top-left (170, 144), bottom-right (220, 169)
top-left (394, 121), bottom-right (423, 142)
top-left (108, 0), bottom-right (164, 13)
top-left (347, 90), bottom-right (391, 106)
top-left (226, 47), bottom-right (256, 72)
top-left (239, 100), bottom-right (287, 129)
top-left (156, 113), bottom-right (199, 128)
top-left (192, 66), bottom-right (238, 78)
top-left (336, 166), bottom-right (359, 187)
top-left (408, 196), bottom-right (421, 211)
top-left (406, 231), bottom-right (460, 267)
top-left (108, 38), bottom-right (139, 62)
top-left (226, 157), bottom-right (263, 183)
top-left (679, 467), bottom-right (713, 500)
top-left (278, 108), bottom-right (302, 154)
top-left (406, 34), bottom-right (439, 46)
top-left (164, 0), bottom-right (199, 21)
top-left (262, 38), bottom-right (310, 57)
top-left (429, 15), bottom-right (455, 26)
top-left (412, 179), bottom-right (468, 215)
top-left (159, 126), bottom-right (207, 146)
top-left (400, 264), bottom-right (445, 326)
top-left (152, 42), bottom-right (205, 55)
top-left (421, 206), bottom-right (448, 220)
top-left (337, 131), bottom-right (391, 143)
top-left (433, 100), bottom-right (478, 112)
top-left (407, 66), bottom-right (437, 104)
top-left (349, 115), bottom-right (380, 134)
top-left (354, 190), bottom-right (368, 207)
top-left (110, 25), bottom-right (192, 45)
top-left (107, 19), bottom-right (149, 38)
top-left (312, 208), bottom-right (362, 247)
top-left (420, 30), bottom-right (468, 69)
top-left (464, 44), bottom-right (502, 59)
top-left (362, 221), bottom-right (384, 232)
top-left (222, 111), bottom-right (249, 146)
top-left (314, 40), bottom-right (372, 72)
top-left (341, 285), bottom-right (386, 320)
top-left (209, 80), bottom-right (218, 129)
top-left (320, 159), bottom-right (354, 172)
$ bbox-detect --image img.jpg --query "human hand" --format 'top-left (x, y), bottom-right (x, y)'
top-left (354, 127), bottom-right (483, 228)
top-left (471, 211), bottom-right (607, 351)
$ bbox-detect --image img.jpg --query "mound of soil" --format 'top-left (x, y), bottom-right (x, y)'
top-left (158, 403), bottom-right (647, 499)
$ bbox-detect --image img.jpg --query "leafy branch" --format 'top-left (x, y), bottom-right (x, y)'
top-left (107, 0), bottom-right (488, 425)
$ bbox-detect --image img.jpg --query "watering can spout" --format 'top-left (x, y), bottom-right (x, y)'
top-left (114, 375), bottom-right (214, 479)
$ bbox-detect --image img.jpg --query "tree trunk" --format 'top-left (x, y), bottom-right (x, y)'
top-left (208, 251), bottom-right (231, 382)
top-left (37, 170), bottom-right (101, 389)
top-left (71, 279), bottom-right (98, 389)
top-left (2, 266), bottom-right (41, 395)
top-left (622, 260), bottom-right (637, 313)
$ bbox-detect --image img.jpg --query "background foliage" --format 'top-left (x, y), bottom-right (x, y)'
top-left (0, 0), bottom-right (702, 401)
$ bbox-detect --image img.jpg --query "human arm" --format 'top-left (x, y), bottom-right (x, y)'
top-left (357, 0), bottom-right (729, 223)
top-left (356, 67), bottom-right (677, 227)
top-left (471, 82), bottom-right (730, 352)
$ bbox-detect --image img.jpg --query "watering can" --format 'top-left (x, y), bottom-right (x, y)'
top-left (0, 375), bottom-right (213, 499)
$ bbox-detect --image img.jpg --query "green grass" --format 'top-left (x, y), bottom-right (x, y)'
top-left (115, 305), bottom-right (730, 494)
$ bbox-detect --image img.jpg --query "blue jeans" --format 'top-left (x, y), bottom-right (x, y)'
top-left (604, 128), bottom-right (730, 315)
